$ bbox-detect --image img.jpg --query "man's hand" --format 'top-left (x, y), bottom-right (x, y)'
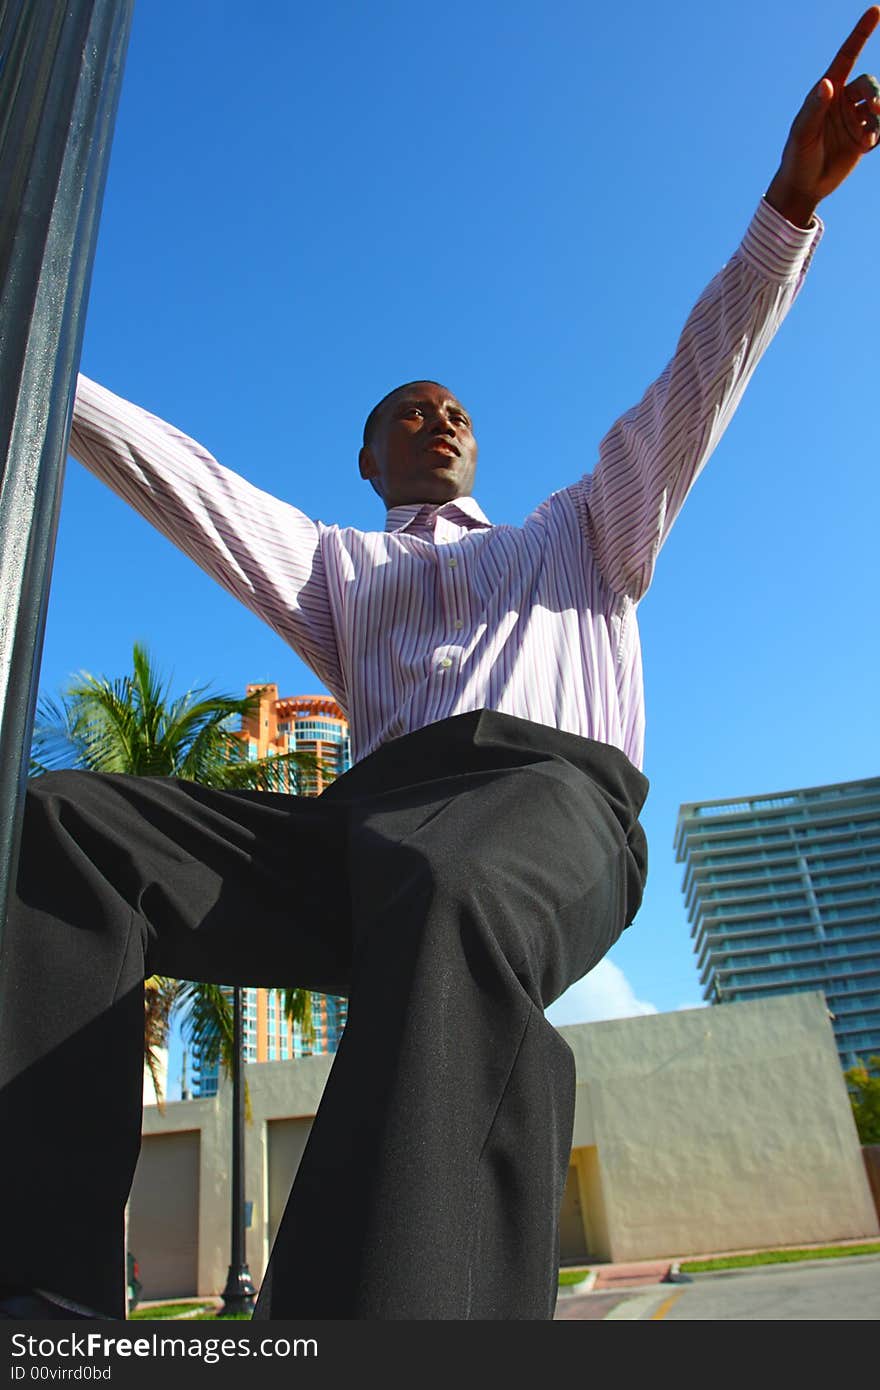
top-left (765, 6), bottom-right (880, 228)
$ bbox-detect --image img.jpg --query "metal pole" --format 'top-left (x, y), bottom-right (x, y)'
top-left (220, 986), bottom-right (257, 1315)
top-left (0, 0), bottom-right (134, 958)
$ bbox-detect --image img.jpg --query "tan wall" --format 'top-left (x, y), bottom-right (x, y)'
top-left (135, 992), bottom-right (878, 1296)
top-left (128, 1130), bottom-right (199, 1299)
top-left (558, 991), bottom-right (879, 1261)
top-left (266, 1118), bottom-right (312, 1253)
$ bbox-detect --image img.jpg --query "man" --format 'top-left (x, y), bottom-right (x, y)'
top-left (1, 11), bottom-right (879, 1322)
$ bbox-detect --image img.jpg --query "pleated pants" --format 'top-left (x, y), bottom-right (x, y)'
top-left (0, 710), bottom-right (648, 1320)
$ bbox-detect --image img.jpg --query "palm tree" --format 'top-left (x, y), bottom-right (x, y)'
top-left (31, 640), bottom-right (314, 787)
top-left (30, 641), bottom-right (321, 1102)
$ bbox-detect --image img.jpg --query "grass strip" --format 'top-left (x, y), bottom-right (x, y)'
top-left (680, 1242), bottom-right (880, 1273)
top-left (130, 1301), bottom-right (217, 1320)
top-left (558, 1268), bottom-right (592, 1286)
top-left (195, 1310), bottom-right (253, 1320)
top-left (130, 1302), bottom-right (254, 1321)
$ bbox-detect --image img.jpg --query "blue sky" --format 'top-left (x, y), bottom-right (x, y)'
top-left (40, 1), bottom-right (880, 1097)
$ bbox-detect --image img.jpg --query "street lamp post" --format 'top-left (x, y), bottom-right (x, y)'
top-left (0, 0), bottom-right (134, 957)
top-left (220, 985), bottom-right (257, 1316)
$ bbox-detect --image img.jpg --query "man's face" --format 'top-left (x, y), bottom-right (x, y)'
top-left (359, 382), bottom-right (478, 508)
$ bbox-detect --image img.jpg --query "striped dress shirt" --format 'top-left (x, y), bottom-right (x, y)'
top-left (69, 198), bottom-right (822, 772)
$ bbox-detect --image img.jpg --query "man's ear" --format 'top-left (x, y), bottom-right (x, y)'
top-left (358, 445), bottom-right (384, 501)
top-left (358, 444), bottom-right (376, 482)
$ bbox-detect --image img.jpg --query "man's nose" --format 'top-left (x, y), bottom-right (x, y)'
top-left (427, 409), bottom-right (456, 435)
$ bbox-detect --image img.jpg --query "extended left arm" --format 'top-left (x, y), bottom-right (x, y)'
top-left (577, 9), bottom-right (878, 603)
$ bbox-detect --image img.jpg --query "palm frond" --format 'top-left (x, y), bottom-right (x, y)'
top-left (144, 975), bottom-right (183, 1111)
top-left (176, 980), bottom-right (234, 1074)
top-left (209, 747), bottom-right (326, 793)
top-left (62, 673), bottom-right (142, 773)
top-left (162, 695), bottom-right (248, 776)
top-left (175, 981), bottom-right (254, 1120)
top-left (131, 642), bottom-right (172, 755)
top-left (282, 988), bottom-right (315, 1046)
top-left (30, 694), bottom-right (84, 774)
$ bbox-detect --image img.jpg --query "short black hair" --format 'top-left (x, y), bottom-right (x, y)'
top-left (362, 381), bottom-right (447, 448)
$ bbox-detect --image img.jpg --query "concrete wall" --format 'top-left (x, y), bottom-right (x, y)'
top-left (135, 1055), bottom-right (335, 1298)
top-left (128, 1130), bottom-right (199, 1298)
top-left (559, 991), bottom-right (879, 1261)
top-left (129, 992), bottom-right (878, 1297)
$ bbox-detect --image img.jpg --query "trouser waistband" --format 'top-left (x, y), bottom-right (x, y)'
top-left (324, 709), bottom-right (649, 881)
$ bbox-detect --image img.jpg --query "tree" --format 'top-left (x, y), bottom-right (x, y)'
top-left (845, 1057), bottom-right (880, 1145)
top-left (30, 641), bottom-right (321, 1103)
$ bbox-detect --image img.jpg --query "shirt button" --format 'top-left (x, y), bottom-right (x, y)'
top-left (454, 619), bottom-right (463, 629)
top-left (447, 558), bottom-right (457, 568)
top-left (439, 658), bottom-right (453, 669)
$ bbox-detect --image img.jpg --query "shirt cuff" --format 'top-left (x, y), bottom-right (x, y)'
top-left (738, 197), bottom-right (824, 283)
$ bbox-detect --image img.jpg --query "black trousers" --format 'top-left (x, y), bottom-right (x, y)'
top-left (0, 710), bottom-right (648, 1321)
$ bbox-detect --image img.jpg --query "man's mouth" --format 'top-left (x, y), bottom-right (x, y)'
top-left (425, 441), bottom-right (459, 457)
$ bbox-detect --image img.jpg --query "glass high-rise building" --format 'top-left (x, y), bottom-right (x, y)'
top-left (674, 775), bottom-right (880, 1071)
top-left (194, 987), bottom-right (349, 1097)
top-left (193, 685), bottom-right (351, 1098)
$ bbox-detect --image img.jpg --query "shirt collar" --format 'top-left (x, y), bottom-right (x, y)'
top-left (383, 495), bottom-right (492, 534)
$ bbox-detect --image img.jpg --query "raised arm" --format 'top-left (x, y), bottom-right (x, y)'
top-left (576, 8), bottom-right (879, 603)
top-left (70, 375), bottom-right (346, 702)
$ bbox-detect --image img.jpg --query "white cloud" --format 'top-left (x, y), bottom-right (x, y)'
top-left (546, 958), bottom-right (659, 1027)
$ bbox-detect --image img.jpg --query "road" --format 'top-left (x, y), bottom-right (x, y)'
top-left (596, 1256), bottom-right (880, 1320)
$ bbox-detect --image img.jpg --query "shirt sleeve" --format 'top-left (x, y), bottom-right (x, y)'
top-left (565, 198), bottom-right (824, 602)
top-left (69, 374), bottom-right (347, 701)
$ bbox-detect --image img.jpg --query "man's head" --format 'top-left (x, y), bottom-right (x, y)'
top-left (359, 380), bottom-right (478, 509)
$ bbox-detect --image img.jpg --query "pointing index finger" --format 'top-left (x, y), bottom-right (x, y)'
top-left (825, 6), bottom-right (880, 87)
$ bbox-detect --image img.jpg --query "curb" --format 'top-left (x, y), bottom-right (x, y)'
top-left (557, 1270), bottom-right (598, 1297)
